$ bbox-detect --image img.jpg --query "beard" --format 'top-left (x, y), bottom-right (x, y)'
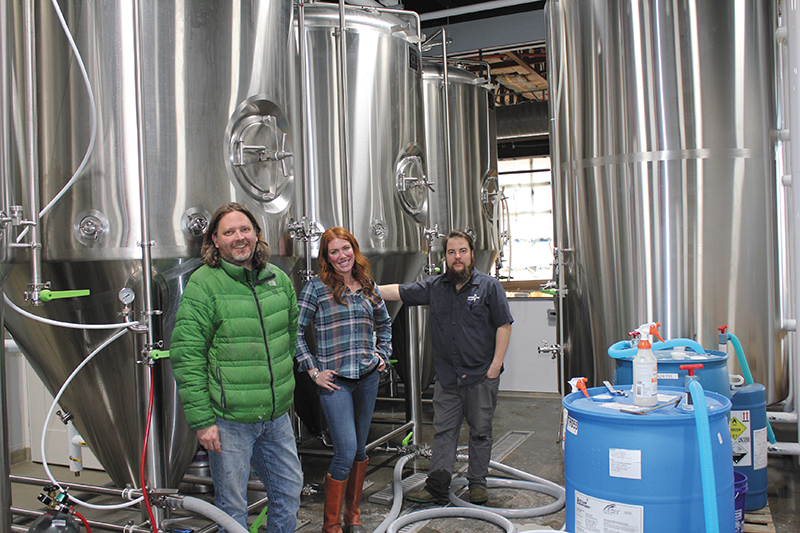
top-left (229, 247), bottom-right (253, 263)
top-left (445, 262), bottom-right (474, 286)
top-left (220, 242), bottom-right (255, 267)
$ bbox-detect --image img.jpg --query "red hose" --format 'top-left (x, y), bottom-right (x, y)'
top-left (140, 364), bottom-right (158, 533)
top-left (71, 508), bottom-right (91, 532)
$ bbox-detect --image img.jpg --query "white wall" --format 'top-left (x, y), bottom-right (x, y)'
top-left (502, 298), bottom-right (559, 393)
top-left (5, 337), bottom-right (102, 469)
top-left (4, 344), bottom-right (28, 457)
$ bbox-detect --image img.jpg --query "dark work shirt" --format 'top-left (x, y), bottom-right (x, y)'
top-left (399, 269), bottom-right (513, 388)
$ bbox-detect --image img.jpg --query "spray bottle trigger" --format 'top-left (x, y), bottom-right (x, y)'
top-left (649, 323), bottom-right (665, 343)
top-left (568, 377), bottom-right (589, 398)
top-left (634, 321), bottom-right (664, 344)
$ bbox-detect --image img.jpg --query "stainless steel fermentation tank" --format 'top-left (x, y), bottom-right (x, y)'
top-left (2, 0), bottom-right (432, 493)
top-left (392, 60), bottom-right (499, 391)
top-left (297, 3), bottom-right (428, 290)
top-left (292, 2), bottom-right (429, 434)
top-left (548, 0), bottom-right (788, 402)
top-left (421, 60), bottom-right (499, 272)
top-left (3, 0), bottom-right (302, 490)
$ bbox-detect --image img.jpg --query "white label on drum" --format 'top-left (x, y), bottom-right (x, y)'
top-left (656, 373), bottom-right (678, 380)
top-left (574, 490), bottom-right (643, 533)
top-left (753, 427), bottom-right (768, 470)
top-left (609, 448), bottom-right (641, 480)
top-left (567, 415), bottom-right (579, 436)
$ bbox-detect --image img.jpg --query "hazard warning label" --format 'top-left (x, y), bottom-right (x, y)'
top-left (731, 410), bottom-right (751, 467)
top-left (730, 416), bottom-right (747, 440)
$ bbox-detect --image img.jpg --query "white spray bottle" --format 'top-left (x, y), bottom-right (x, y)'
top-left (632, 322), bottom-right (665, 406)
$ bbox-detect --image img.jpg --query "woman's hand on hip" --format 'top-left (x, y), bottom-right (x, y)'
top-left (313, 368), bottom-right (341, 390)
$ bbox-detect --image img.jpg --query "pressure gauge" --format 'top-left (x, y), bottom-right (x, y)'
top-left (118, 288), bottom-right (136, 305)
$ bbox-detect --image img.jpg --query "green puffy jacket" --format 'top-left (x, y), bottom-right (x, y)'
top-left (170, 259), bottom-right (299, 430)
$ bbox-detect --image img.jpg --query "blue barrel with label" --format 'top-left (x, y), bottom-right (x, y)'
top-left (730, 383), bottom-right (768, 510)
top-left (563, 385), bottom-right (734, 533)
top-left (614, 349), bottom-right (732, 398)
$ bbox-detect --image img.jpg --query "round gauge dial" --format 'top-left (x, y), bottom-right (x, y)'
top-left (118, 288), bottom-right (136, 305)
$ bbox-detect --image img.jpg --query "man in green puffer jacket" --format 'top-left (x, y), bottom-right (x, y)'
top-left (171, 202), bottom-right (302, 533)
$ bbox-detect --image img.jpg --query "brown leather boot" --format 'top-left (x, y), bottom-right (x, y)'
top-left (343, 458), bottom-right (368, 533)
top-left (323, 473), bottom-right (347, 533)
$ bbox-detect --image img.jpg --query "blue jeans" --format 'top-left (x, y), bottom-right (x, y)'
top-left (318, 370), bottom-right (380, 480)
top-left (209, 414), bottom-right (302, 533)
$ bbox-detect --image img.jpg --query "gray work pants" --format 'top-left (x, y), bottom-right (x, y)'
top-left (425, 374), bottom-right (500, 499)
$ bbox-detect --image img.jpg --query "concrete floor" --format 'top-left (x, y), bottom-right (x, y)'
top-left (9, 392), bottom-right (800, 532)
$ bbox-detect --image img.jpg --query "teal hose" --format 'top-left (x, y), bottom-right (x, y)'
top-left (607, 338), bottom-right (706, 358)
top-left (726, 332), bottom-right (776, 443)
top-left (688, 379), bottom-right (719, 533)
top-left (726, 333), bottom-right (754, 384)
top-left (607, 340), bottom-right (634, 358)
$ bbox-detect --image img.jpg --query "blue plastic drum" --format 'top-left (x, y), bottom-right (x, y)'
top-left (563, 385), bottom-right (734, 533)
top-left (613, 349), bottom-right (732, 398)
top-left (731, 383), bottom-right (768, 510)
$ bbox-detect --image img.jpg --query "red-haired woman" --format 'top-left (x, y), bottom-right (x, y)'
top-left (295, 227), bottom-right (392, 533)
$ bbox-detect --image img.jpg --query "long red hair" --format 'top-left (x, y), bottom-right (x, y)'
top-left (318, 227), bottom-right (379, 305)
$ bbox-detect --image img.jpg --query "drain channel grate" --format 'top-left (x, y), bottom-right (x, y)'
top-left (369, 430), bottom-right (532, 506)
top-left (368, 472), bottom-right (427, 506)
top-left (491, 430), bottom-right (533, 462)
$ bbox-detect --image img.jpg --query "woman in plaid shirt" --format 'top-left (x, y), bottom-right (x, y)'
top-left (295, 227), bottom-right (392, 533)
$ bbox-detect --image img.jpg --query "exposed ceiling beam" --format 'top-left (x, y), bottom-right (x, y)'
top-left (505, 51), bottom-right (547, 85)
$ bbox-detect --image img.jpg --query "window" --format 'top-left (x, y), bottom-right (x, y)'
top-left (494, 156), bottom-right (553, 285)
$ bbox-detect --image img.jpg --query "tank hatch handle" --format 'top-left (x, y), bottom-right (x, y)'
top-left (232, 115), bottom-right (293, 178)
top-left (396, 156), bottom-right (433, 193)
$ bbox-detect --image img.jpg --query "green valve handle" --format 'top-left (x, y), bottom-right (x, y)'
top-left (402, 431), bottom-right (413, 446)
top-left (39, 289), bottom-right (91, 302)
top-left (250, 504), bottom-right (269, 533)
top-left (150, 350), bottom-right (171, 360)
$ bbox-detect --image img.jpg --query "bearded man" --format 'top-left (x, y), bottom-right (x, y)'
top-left (379, 230), bottom-right (513, 506)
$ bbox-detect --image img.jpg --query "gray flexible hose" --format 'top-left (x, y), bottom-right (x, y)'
top-left (373, 452), bottom-right (416, 533)
top-left (447, 460), bottom-right (566, 517)
top-left (374, 451), bottom-right (566, 533)
top-left (449, 477), bottom-right (565, 517)
top-left (169, 495), bottom-right (249, 533)
top-left (386, 506), bottom-right (516, 533)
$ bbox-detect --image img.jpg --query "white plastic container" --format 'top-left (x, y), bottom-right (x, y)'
top-left (633, 337), bottom-right (658, 406)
